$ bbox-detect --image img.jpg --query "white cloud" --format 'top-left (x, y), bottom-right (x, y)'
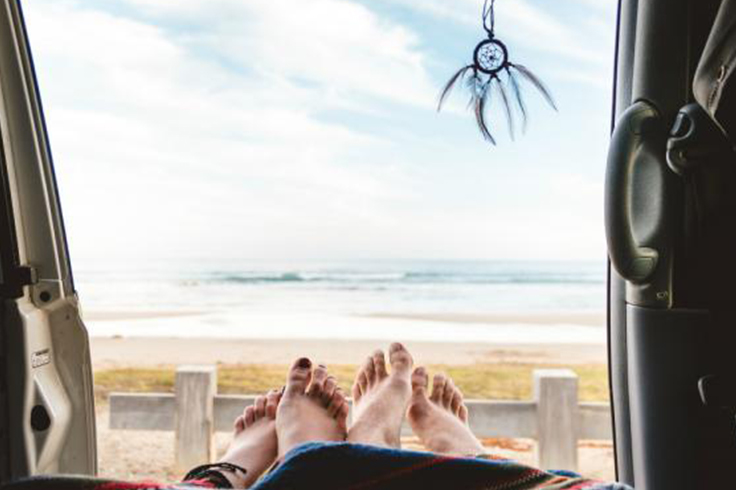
top-left (573, 0), bottom-right (619, 13)
top-left (378, 0), bottom-right (615, 84)
top-left (113, 0), bottom-right (438, 108)
top-left (20, 0), bottom-right (610, 262)
top-left (22, 0), bottom-right (431, 260)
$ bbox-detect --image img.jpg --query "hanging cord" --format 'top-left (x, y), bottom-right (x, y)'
top-left (482, 0), bottom-right (496, 37)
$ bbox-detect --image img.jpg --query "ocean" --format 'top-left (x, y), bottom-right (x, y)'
top-left (75, 259), bottom-right (607, 344)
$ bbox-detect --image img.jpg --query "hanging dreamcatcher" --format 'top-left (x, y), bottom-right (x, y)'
top-left (438, 0), bottom-right (557, 144)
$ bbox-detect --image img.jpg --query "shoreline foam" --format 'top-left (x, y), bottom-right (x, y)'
top-left (360, 311), bottom-right (604, 327)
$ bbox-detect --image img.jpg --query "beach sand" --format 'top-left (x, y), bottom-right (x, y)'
top-left (88, 306), bottom-right (605, 367)
top-left (90, 336), bottom-right (607, 368)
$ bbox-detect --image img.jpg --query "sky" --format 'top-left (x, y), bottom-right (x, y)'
top-left (22, 0), bottom-right (618, 262)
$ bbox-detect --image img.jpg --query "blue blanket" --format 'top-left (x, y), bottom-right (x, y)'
top-left (252, 442), bottom-right (633, 490)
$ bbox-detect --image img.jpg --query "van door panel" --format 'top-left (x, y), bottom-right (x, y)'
top-left (0, 0), bottom-right (95, 480)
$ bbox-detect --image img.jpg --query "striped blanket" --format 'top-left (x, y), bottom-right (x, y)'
top-left (2, 442), bottom-right (633, 490)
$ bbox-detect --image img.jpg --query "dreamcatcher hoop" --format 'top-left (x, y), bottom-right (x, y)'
top-left (437, 0), bottom-right (557, 144)
top-left (473, 39), bottom-right (508, 76)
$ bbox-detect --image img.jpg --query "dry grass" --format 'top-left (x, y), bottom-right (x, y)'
top-left (93, 363), bottom-right (609, 402)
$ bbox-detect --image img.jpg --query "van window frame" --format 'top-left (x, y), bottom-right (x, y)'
top-left (0, 134), bottom-right (22, 299)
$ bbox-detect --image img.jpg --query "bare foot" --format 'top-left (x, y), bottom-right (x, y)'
top-left (217, 389), bottom-right (282, 488)
top-left (347, 343), bottom-right (414, 448)
top-left (407, 368), bottom-right (485, 455)
top-left (275, 358), bottom-right (350, 459)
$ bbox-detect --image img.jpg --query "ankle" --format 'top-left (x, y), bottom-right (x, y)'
top-left (348, 421), bottom-right (401, 448)
top-left (428, 434), bottom-right (484, 455)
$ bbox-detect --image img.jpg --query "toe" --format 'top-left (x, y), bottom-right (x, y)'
top-left (285, 357), bottom-right (313, 396)
top-left (307, 364), bottom-right (328, 400)
top-left (322, 376), bottom-right (337, 405)
top-left (442, 379), bottom-right (455, 408)
top-left (255, 395), bottom-right (267, 418)
top-left (244, 405), bottom-right (256, 426)
top-left (408, 367), bottom-right (431, 420)
top-left (451, 391), bottom-right (463, 415)
top-left (373, 350), bottom-right (388, 379)
top-left (265, 389), bottom-right (281, 418)
top-left (388, 342), bottom-right (413, 374)
top-left (327, 387), bottom-right (344, 418)
top-left (459, 404), bottom-right (469, 423)
top-left (234, 415), bottom-right (245, 433)
top-left (363, 356), bottom-right (376, 385)
top-left (357, 370), bottom-right (369, 394)
top-left (431, 374), bottom-right (447, 403)
top-left (411, 367), bottom-right (429, 398)
top-left (337, 397), bottom-right (350, 434)
top-left (352, 381), bottom-right (362, 402)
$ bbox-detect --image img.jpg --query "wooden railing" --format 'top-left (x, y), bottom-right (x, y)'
top-left (108, 366), bottom-right (612, 472)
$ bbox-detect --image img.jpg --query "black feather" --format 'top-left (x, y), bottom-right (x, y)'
top-left (467, 93), bottom-right (476, 110)
top-left (438, 65), bottom-right (474, 111)
top-left (495, 76), bottom-right (515, 139)
top-left (474, 82), bottom-right (496, 144)
top-left (510, 63), bottom-right (557, 111)
top-left (467, 69), bottom-right (481, 89)
top-left (507, 69), bottom-right (528, 133)
top-left (466, 70), bottom-right (481, 105)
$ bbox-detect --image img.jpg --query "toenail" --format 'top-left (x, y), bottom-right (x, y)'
top-left (297, 358), bottom-right (312, 369)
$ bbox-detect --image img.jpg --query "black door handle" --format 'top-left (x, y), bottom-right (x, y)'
top-left (605, 101), bottom-right (663, 284)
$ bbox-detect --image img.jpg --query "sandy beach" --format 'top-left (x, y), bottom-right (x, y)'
top-left (86, 302), bottom-right (607, 369)
top-left (90, 336), bottom-right (607, 368)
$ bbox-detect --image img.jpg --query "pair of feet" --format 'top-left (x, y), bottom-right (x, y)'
top-left (217, 343), bottom-right (485, 488)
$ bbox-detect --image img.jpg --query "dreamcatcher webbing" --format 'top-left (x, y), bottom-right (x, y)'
top-left (437, 0), bottom-right (557, 144)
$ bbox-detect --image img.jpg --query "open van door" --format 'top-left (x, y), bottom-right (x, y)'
top-left (0, 0), bottom-right (95, 482)
top-left (607, 0), bottom-right (736, 488)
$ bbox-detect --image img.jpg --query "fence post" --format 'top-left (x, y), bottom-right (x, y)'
top-left (175, 365), bottom-right (217, 471)
top-left (533, 369), bottom-right (579, 471)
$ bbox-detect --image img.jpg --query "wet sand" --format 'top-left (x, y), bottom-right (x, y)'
top-left (361, 311), bottom-right (605, 326)
top-left (90, 336), bottom-right (607, 369)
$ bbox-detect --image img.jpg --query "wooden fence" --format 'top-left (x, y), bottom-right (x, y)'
top-left (108, 366), bottom-right (612, 472)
